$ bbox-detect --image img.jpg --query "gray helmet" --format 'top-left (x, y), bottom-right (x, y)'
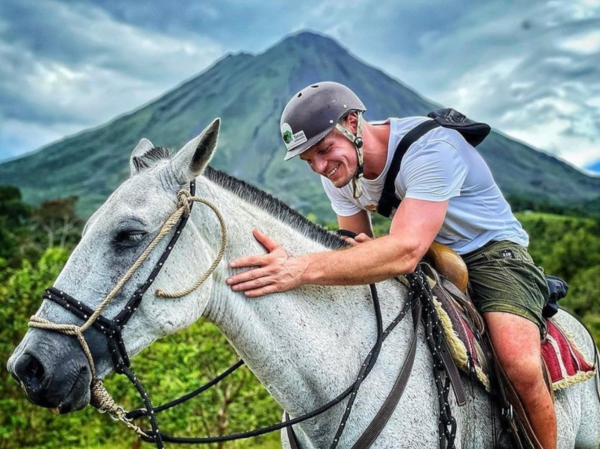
top-left (280, 82), bottom-right (366, 160)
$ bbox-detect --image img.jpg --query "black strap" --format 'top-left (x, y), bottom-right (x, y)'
top-left (285, 412), bottom-right (301, 449)
top-left (283, 295), bottom-right (412, 449)
top-left (122, 366), bottom-right (164, 448)
top-left (126, 359), bottom-right (246, 420)
top-left (115, 180), bottom-right (197, 328)
top-left (350, 294), bottom-right (422, 449)
top-left (142, 284), bottom-right (398, 446)
top-left (329, 283), bottom-right (385, 448)
top-left (377, 109), bottom-right (491, 218)
top-left (377, 120), bottom-right (441, 217)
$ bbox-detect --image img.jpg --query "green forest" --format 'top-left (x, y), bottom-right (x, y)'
top-left (1, 185), bottom-right (599, 449)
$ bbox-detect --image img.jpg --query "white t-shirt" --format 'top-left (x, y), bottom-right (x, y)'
top-left (321, 117), bottom-right (529, 255)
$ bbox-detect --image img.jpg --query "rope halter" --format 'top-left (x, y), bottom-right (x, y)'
top-left (28, 186), bottom-right (227, 422)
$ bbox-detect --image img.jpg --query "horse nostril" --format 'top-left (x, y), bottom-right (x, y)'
top-left (15, 353), bottom-right (46, 395)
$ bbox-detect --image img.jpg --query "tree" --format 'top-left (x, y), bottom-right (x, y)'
top-left (0, 186), bottom-right (31, 267)
top-left (32, 196), bottom-right (82, 250)
top-left (562, 266), bottom-right (600, 317)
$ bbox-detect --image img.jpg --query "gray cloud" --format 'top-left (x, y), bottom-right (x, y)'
top-left (370, 1), bottom-right (600, 167)
top-left (0, 0), bottom-right (224, 160)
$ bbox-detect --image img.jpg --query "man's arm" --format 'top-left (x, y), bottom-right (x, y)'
top-left (227, 198), bottom-right (448, 297)
top-left (338, 210), bottom-right (374, 245)
top-left (338, 210), bottom-right (373, 237)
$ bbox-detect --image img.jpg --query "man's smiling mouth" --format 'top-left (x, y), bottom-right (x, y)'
top-left (326, 163), bottom-right (340, 178)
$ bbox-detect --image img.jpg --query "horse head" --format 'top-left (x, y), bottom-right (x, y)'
top-left (8, 118), bottom-right (222, 414)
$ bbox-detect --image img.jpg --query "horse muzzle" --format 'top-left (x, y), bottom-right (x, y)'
top-left (7, 329), bottom-right (92, 413)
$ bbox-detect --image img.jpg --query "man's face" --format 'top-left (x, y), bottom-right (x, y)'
top-left (300, 129), bottom-right (357, 188)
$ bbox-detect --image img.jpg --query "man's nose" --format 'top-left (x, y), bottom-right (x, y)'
top-left (313, 158), bottom-right (327, 175)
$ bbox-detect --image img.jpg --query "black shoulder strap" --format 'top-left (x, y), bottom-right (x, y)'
top-left (376, 109), bottom-right (491, 218)
top-left (377, 120), bottom-right (441, 218)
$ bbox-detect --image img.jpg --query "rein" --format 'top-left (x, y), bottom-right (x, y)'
top-left (28, 181), bottom-right (457, 449)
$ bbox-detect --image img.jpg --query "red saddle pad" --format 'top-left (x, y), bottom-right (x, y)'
top-left (542, 318), bottom-right (596, 389)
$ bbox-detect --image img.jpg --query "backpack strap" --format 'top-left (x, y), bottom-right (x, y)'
top-left (376, 109), bottom-right (491, 218)
top-left (377, 120), bottom-right (441, 217)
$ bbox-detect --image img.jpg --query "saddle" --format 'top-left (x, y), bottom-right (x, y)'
top-left (425, 241), bottom-right (469, 293)
top-left (422, 251), bottom-right (596, 449)
top-left (423, 245), bottom-right (595, 391)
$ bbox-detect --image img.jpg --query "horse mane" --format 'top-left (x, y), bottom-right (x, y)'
top-left (204, 166), bottom-right (346, 250)
top-left (147, 145), bottom-right (346, 249)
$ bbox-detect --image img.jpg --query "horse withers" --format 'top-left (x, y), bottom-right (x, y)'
top-left (8, 119), bottom-right (600, 448)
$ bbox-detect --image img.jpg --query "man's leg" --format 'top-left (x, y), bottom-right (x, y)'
top-left (485, 311), bottom-right (556, 449)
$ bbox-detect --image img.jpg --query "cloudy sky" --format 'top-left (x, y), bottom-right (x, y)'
top-left (1, 0), bottom-right (599, 172)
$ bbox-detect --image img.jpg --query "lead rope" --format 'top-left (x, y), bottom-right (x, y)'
top-left (157, 190), bottom-right (227, 298)
top-left (28, 188), bottom-right (227, 440)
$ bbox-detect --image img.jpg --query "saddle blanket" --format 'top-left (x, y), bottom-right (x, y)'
top-left (431, 280), bottom-right (596, 392)
top-left (542, 319), bottom-right (596, 390)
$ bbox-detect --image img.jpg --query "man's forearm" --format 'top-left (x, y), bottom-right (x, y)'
top-left (300, 235), bottom-right (421, 286)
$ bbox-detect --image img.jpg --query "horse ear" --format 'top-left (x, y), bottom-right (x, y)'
top-left (130, 138), bottom-right (155, 176)
top-left (170, 118), bottom-right (220, 184)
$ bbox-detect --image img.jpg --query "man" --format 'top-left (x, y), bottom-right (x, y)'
top-left (226, 82), bottom-right (555, 448)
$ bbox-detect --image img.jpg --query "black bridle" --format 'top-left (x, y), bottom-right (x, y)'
top-left (38, 180), bottom-right (458, 449)
top-left (42, 181), bottom-right (201, 446)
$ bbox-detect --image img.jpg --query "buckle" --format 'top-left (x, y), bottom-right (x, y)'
top-left (501, 405), bottom-right (514, 421)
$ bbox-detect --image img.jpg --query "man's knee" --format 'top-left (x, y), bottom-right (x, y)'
top-left (484, 312), bottom-right (546, 391)
top-left (498, 351), bottom-right (545, 391)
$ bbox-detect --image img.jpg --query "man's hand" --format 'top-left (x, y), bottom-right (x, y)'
top-left (343, 232), bottom-right (372, 246)
top-left (226, 229), bottom-right (308, 297)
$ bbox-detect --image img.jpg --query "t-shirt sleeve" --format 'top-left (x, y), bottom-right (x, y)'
top-left (400, 139), bottom-right (468, 202)
top-left (321, 177), bottom-right (361, 217)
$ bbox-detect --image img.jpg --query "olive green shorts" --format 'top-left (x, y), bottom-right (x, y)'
top-left (462, 240), bottom-right (549, 335)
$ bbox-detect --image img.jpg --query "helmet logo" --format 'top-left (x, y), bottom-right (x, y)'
top-left (283, 130), bottom-right (293, 144)
top-left (281, 122), bottom-right (307, 151)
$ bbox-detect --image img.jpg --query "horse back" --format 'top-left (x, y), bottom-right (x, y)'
top-left (552, 309), bottom-right (600, 449)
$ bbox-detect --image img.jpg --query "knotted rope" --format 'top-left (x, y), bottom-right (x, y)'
top-left (90, 381), bottom-right (149, 437)
top-left (28, 188), bottom-right (227, 418)
top-left (156, 192), bottom-right (227, 298)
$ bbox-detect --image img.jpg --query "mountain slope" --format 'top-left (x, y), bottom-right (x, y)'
top-left (1, 31), bottom-right (599, 219)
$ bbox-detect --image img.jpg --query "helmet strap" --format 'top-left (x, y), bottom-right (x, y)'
top-left (335, 111), bottom-right (365, 199)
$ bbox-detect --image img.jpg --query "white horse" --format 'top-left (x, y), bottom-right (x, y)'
top-left (8, 119), bottom-right (600, 448)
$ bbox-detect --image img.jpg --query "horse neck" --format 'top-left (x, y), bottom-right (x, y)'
top-left (194, 178), bottom-right (409, 421)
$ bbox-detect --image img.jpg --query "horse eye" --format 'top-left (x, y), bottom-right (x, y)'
top-left (115, 230), bottom-right (148, 246)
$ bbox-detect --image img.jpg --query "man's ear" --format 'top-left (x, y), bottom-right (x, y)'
top-left (343, 112), bottom-right (359, 134)
top-left (169, 118), bottom-right (220, 185)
